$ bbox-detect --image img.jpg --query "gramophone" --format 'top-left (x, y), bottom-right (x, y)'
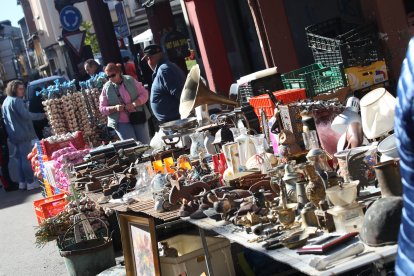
top-left (179, 65), bottom-right (239, 124)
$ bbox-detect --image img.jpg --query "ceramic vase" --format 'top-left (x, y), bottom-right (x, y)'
top-left (222, 142), bottom-right (242, 176)
top-left (235, 128), bottom-right (256, 168)
top-left (189, 132), bottom-right (206, 159)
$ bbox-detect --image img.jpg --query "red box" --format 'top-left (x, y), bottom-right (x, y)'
top-left (248, 88), bottom-right (306, 120)
top-left (33, 193), bottom-right (68, 224)
top-left (41, 132), bottom-right (86, 159)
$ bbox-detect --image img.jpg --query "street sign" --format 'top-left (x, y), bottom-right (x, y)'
top-left (115, 2), bottom-right (130, 38)
top-left (63, 31), bottom-right (86, 56)
top-left (60, 6), bottom-right (82, 32)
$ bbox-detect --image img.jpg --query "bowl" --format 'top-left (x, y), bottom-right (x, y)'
top-left (281, 232), bottom-right (309, 249)
top-left (325, 181), bottom-right (358, 207)
top-left (378, 134), bottom-right (399, 162)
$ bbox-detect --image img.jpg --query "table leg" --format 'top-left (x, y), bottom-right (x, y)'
top-left (199, 228), bottom-right (215, 276)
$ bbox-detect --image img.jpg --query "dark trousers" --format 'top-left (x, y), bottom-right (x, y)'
top-left (0, 143), bottom-right (17, 189)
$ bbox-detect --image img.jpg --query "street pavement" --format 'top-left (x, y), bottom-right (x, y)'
top-left (0, 187), bottom-right (67, 276)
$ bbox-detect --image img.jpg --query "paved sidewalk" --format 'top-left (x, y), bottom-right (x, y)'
top-left (0, 188), bottom-right (67, 276)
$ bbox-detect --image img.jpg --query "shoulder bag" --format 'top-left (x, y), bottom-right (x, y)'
top-left (113, 84), bottom-right (146, 125)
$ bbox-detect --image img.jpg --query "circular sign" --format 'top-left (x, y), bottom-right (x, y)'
top-left (60, 6), bottom-right (82, 32)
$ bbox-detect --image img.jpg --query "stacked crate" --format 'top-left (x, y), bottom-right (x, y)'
top-left (305, 17), bottom-right (388, 92)
top-left (281, 63), bottom-right (347, 98)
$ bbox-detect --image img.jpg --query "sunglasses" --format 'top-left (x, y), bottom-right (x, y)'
top-left (106, 73), bottom-right (117, 80)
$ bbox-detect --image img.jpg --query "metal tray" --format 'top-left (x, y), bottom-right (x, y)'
top-left (159, 117), bottom-right (198, 132)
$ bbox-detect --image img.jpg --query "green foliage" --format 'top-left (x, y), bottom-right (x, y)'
top-left (80, 21), bottom-right (100, 54)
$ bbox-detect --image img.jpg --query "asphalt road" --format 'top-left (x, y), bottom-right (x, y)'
top-left (0, 188), bottom-right (67, 276)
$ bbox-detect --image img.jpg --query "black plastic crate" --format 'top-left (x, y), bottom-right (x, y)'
top-left (340, 37), bottom-right (383, 67)
top-left (311, 48), bottom-right (343, 66)
top-left (306, 18), bottom-right (382, 67)
top-left (306, 17), bottom-right (358, 51)
top-left (236, 73), bottom-right (284, 105)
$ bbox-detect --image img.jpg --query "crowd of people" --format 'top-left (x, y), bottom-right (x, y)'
top-left (0, 44), bottom-right (186, 192)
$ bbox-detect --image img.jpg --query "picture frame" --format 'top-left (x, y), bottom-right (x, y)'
top-left (118, 213), bottom-right (160, 276)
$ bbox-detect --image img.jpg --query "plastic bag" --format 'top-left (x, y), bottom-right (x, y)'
top-left (150, 131), bottom-right (166, 150)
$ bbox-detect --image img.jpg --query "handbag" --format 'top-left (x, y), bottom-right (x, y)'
top-left (114, 84), bottom-right (147, 125)
top-left (128, 110), bottom-right (146, 125)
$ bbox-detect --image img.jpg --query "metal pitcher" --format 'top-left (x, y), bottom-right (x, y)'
top-left (373, 159), bottom-right (402, 197)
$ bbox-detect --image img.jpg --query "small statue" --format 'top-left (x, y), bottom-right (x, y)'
top-left (303, 163), bottom-right (326, 208)
top-left (278, 130), bottom-right (302, 158)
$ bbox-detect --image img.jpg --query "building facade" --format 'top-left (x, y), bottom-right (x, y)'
top-left (0, 20), bottom-right (28, 82)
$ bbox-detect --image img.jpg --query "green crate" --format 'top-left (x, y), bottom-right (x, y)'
top-left (282, 63), bottom-right (347, 98)
top-left (303, 63), bottom-right (347, 97)
top-left (281, 63), bottom-right (325, 90)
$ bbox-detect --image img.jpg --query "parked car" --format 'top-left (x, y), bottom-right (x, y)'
top-left (26, 76), bottom-right (67, 139)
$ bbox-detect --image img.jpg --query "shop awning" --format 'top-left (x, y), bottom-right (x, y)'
top-left (133, 29), bottom-right (153, 44)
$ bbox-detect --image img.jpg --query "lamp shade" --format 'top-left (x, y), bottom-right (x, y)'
top-left (360, 88), bottom-right (396, 139)
top-left (331, 97), bottom-right (362, 134)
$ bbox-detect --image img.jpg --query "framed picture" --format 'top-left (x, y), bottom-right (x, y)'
top-left (118, 214), bottom-right (160, 276)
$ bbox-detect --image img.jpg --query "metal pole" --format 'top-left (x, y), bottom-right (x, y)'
top-left (86, 0), bottom-right (123, 65)
top-left (199, 228), bottom-right (215, 276)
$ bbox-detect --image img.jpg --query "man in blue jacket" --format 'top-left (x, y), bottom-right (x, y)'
top-left (142, 44), bottom-right (186, 124)
top-left (395, 37), bottom-right (414, 275)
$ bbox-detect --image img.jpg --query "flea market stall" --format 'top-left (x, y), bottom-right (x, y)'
top-left (32, 17), bottom-right (401, 276)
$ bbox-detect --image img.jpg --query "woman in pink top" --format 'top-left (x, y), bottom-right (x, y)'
top-left (99, 63), bottom-right (151, 144)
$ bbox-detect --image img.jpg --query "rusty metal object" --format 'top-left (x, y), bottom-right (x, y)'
top-left (374, 159), bottom-right (402, 197)
top-left (248, 179), bottom-right (278, 196)
top-left (169, 181), bottom-right (211, 205)
top-left (85, 181), bottom-right (102, 192)
top-left (277, 207), bottom-right (295, 227)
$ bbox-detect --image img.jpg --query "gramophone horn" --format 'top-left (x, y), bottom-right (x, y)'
top-left (180, 65), bottom-right (238, 118)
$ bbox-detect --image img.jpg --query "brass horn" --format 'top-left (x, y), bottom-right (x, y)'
top-left (179, 64), bottom-right (238, 119)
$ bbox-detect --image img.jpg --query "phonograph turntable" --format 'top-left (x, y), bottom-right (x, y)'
top-left (159, 117), bottom-right (198, 148)
top-left (179, 64), bottom-right (260, 133)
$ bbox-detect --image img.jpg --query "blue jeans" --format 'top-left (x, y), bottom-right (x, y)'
top-left (7, 139), bottom-right (34, 183)
top-left (115, 122), bottom-right (151, 144)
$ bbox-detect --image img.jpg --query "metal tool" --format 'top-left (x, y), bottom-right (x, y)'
top-left (309, 242), bottom-right (365, 271)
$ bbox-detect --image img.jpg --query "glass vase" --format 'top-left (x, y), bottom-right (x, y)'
top-left (250, 134), bottom-right (273, 174)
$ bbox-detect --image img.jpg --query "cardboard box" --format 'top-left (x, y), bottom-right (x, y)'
top-left (345, 60), bottom-right (388, 91)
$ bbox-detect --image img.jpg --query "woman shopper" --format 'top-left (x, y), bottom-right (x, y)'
top-left (99, 63), bottom-right (151, 144)
top-left (1, 80), bottom-right (45, 190)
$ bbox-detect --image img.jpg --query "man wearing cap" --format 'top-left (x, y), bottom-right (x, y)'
top-left (142, 44), bottom-right (186, 123)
